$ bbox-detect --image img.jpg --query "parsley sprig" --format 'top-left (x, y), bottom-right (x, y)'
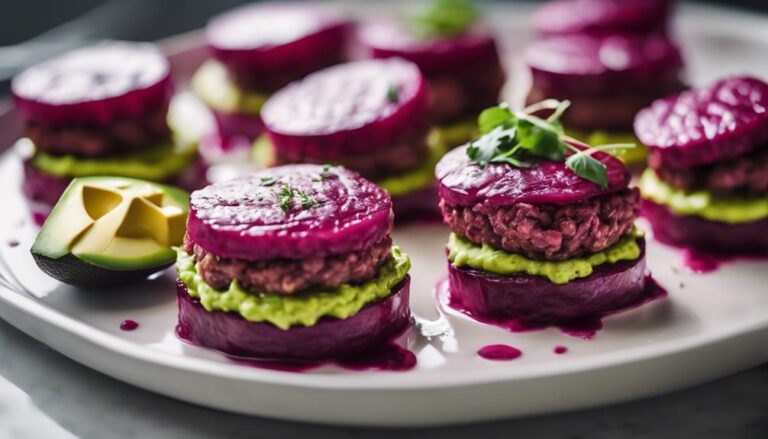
top-left (277, 184), bottom-right (318, 212)
top-left (467, 100), bottom-right (635, 189)
top-left (409, 0), bottom-right (480, 39)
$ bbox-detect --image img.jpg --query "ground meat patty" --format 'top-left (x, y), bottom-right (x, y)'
top-left (651, 146), bottom-right (768, 195)
top-left (442, 188), bottom-right (639, 261)
top-left (186, 235), bottom-right (393, 295)
top-left (427, 61), bottom-right (505, 125)
top-left (274, 136), bottom-right (430, 182)
top-left (26, 106), bottom-right (171, 157)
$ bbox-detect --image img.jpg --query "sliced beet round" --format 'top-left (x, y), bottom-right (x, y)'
top-left (534, 0), bottom-right (672, 36)
top-left (12, 42), bottom-right (172, 127)
top-left (187, 164), bottom-right (392, 261)
top-left (526, 33), bottom-right (684, 98)
top-left (641, 199), bottom-right (768, 254)
top-left (635, 76), bottom-right (768, 168)
top-left (391, 184), bottom-right (442, 225)
top-left (206, 3), bottom-right (348, 78)
top-left (261, 59), bottom-right (429, 159)
top-left (435, 145), bottom-right (630, 207)
top-left (446, 239), bottom-right (648, 324)
top-left (176, 277), bottom-right (411, 360)
top-left (357, 20), bottom-right (501, 76)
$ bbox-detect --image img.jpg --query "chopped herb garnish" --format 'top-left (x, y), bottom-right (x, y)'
top-left (278, 184), bottom-right (293, 212)
top-left (409, 0), bottom-right (480, 38)
top-left (466, 99), bottom-right (637, 189)
top-left (260, 176), bottom-right (277, 187)
top-left (297, 190), bottom-right (318, 209)
top-left (387, 85), bottom-right (400, 103)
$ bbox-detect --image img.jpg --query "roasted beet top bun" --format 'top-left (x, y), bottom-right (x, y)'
top-left (525, 32), bottom-right (685, 165)
top-left (13, 42), bottom-right (205, 211)
top-left (260, 58), bottom-right (441, 223)
top-left (192, 3), bottom-right (349, 154)
top-left (358, 0), bottom-right (504, 149)
top-left (636, 76), bottom-right (768, 254)
top-left (534, 0), bottom-right (674, 37)
top-left (435, 103), bottom-right (652, 324)
top-left (177, 164), bottom-right (412, 360)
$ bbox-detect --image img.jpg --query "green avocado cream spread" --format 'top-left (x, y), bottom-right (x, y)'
top-left (447, 231), bottom-right (642, 284)
top-left (32, 141), bottom-right (198, 181)
top-left (192, 60), bottom-right (268, 115)
top-left (176, 247), bottom-right (411, 330)
top-left (640, 169), bottom-right (768, 224)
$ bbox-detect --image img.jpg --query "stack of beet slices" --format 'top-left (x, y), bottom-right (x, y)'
top-left (13, 42), bottom-right (206, 212)
top-left (526, 0), bottom-right (685, 165)
top-left (358, 19), bottom-right (504, 136)
top-left (636, 76), bottom-right (768, 254)
top-left (177, 164), bottom-right (412, 360)
top-left (192, 3), bottom-right (350, 157)
top-left (261, 58), bottom-right (441, 223)
top-left (435, 144), bottom-right (654, 326)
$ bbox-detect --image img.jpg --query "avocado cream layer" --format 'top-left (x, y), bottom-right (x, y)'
top-left (447, 232), bottom-right (642, 284)
top-left (640, 169), bottom-right (768, 224)
top-left (177, 247), bottom-right (411, 330)
top-left (191, 60), bottom-right (269, 115)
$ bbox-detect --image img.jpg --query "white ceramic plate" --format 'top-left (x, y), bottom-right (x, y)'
top-left (0, 2), bottom-right (767, 427)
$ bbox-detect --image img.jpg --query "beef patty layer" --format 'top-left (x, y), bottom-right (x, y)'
top-left (441, 188), bottom-right (639, 261)
top-left (185, 235), bottom-right (393, 295)
top-left (26, 106), bottom-right (171, 157)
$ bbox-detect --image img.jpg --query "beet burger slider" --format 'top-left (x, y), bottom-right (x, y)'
top-left (533, 0), bottom-right (674, 37)
top-left (176, 164), bottom-right (412, 359)
top-left (260, 58), bottom-right (441, 222)
top-left (525, 32), bottom-right (685, 166)
top-left (637, 76), bottom-right (768, 254)
top-left (13, 42), bottom-right (205, 213)
top-left (358, 0), bottom-right (505, 149)
top-left (435, 103), bottom-right (653, 325)
top-left (192, 3), bottom-right (349, 157)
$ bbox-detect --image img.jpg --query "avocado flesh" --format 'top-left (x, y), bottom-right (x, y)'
top-left (32, 177), bottom-right (189, 287)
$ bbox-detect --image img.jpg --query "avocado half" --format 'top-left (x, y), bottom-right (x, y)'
top-left (31, 176), bottom-right (189, 288)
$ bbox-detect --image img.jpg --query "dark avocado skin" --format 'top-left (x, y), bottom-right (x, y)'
top-left (32, 253), bottom-right (172, 289)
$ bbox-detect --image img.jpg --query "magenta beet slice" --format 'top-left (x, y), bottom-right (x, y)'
top-left (357, 20), bottom-right (501, 76)
top-left (641, 200), bottom-right (768, 253)
top-left (526, 33), bottom-right (684, 97)
top-left (176, 277), bottom-right (411, 360)
top-left (261, 59), bottom-right (429, 159)
top-left (210, 108), bottom-right (264, 144)
top-left (207, 3), bottom-right (348, 75)
top-left (635, 76), bottom-right (768, 168)
top-left (534, 0), bottom-right (672, 36)
top-left (12, 42), bottom-right (172, 127)
top-left (447, 239), bottom-right (648, 324)
top-left (435, 145), bottom-right (630, 207)
top-left (392, 184), bottom-right (442, 225)
top-left (187, 164), bottom-right (392, 261)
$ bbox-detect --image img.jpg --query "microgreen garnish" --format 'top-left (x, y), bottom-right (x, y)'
top-left (297, 190), bottom-right (318, 209)
top-left (314, 164), bottom-right (335, 182)
top-left (260, 176), bottom-right (277, 187)
top-left (387, 85), bottom-right (400, 103)
top-left (278, 184), bottom-right (293, 212)
top-left (409, 0), bottom-right (480, 39)
top-left (466, 99), bottom-right (636, 189)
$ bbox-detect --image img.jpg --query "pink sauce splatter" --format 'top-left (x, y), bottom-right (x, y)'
top-left (32, 213), bottom-right (47, 227)
top-left (477, 344), bottom-right (522, 361)
top-left (437, 275), bottom-right (667, 339)
top-left (120, 320), bottom-right (139, 331)
top-left (554, 346), bottom-right (568, 354)
top-left (680, 248), bottom-right (768, 274)
top-left (7, 240), bottom-right (19, 248)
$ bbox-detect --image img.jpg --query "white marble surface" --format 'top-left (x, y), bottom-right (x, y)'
top-left (0, 319), bottom-right (765, 438)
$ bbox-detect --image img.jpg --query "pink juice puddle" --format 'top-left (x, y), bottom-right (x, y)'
top-left (477, 344), bottom-right (523, 361)
top-left (554, 345), bottom-right (568, 354)
top-left (120, 320), bottom-right (139, 331)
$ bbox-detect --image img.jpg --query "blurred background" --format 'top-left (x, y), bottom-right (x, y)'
top-left (0, 0), bottom-right (765, 92)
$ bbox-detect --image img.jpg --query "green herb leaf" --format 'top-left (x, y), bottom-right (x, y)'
top-left (477, 105), bottom-right (514, 134)
top-left (515, 114), bottom-right (565, 160)
top-left (467, 125), bottom-right (517, 166)
top-left (278, 184), bottom-right (294, 212)
top-left (409, 0), bottom-right (480, 38)
top-left (386, 85), bottom-right (400, 103)
top-left (565, 153), bottom-right (608, 189)
top-left (297, 189), bottom-right (318, 209)
top-left (260, 176), bottom-right (277, 186)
